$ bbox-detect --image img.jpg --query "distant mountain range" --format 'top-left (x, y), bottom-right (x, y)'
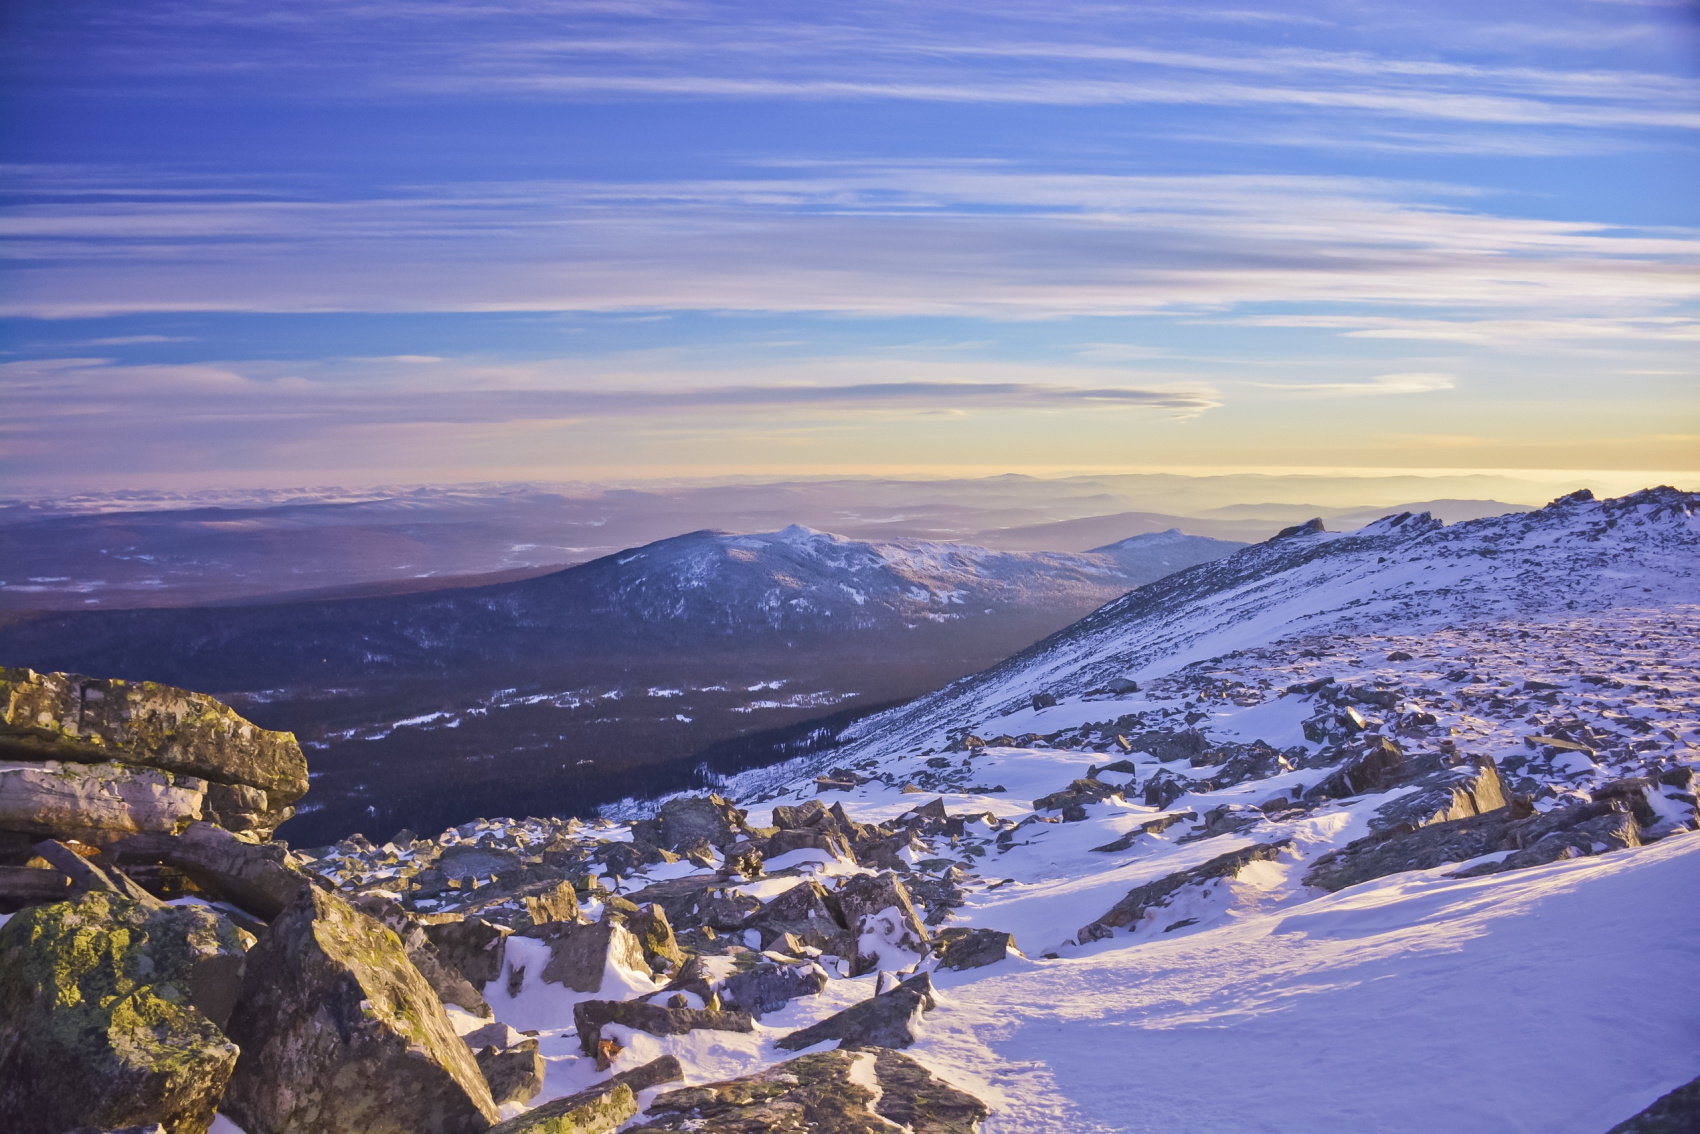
top-left (0, 525), bottom-right (1241, 843)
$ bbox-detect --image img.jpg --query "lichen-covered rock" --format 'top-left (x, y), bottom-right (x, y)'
top-left (0, 892), bottom-right (246, 1134)
top-left (833, 871), bottom-right (931, 975)
top-left (222, 886), bottom-right (499, 1134)
top-left (0, 669), bottom-right (308, 833)
top-left (621, 902), bottom-right (684, 976)
top-left (424, 914), bottom-right (510, 986)
top-left (775, 972), bottom-right (936, 1052)
top-left (0, 759), bottom-right (205, 847)
top-left (740, 880), bottom-right (848, 954)
top-left (355, 894), bottom-right (492, 1019)
top-left (484, 1058), bottom-right (684, 1134)
top-left (627, 1048), bottom-right (987, 1133)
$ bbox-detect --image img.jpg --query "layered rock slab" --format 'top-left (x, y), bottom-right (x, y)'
top-left (0, 891), bottom-right (246, 1134)
top-left (222, 886), bottom-right (499, 1134)
top-left (627, 1048), bottom-right (987, 1133)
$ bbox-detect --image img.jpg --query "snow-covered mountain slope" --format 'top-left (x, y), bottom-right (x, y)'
top-left (1085, 527), bottom-right (1244, 584)
top-left (223, 489), bottom-right (1700, 1132)
top-left (827, 487), bottom-right (1699, 757)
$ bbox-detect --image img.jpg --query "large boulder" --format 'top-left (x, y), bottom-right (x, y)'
top-left (534, 918), bottom-right (653, 993)
top-left (1370, 756), bottom-right (1507, 832)
top-left (1607, 1073), bottom-right (1700, 1134)
top-left (0, 892), bottom-right (246, 1134)
top-left (740, 879), bottom-right (849, 953)
top-left (354, 895), bottom-right (493, 1019)
top-left (630, 794), bottom-right (750, 851)
top-left (222, 886), bottom-right (499, 1134)
top-left (486, 1057), bottom-right (682, 1134)
top-left (0, 760), bottom-right (205, 848)
top-left (162, 822), bottom-right (315, 919)
top-left (424, 915), bottom-right (510, 986)
top-left (627, 1048), bottom-right (987, 1133)
top-left (775, 971), bottom-right (936, 1052)
top-left (0, 669), bottom-right (308, 838)
top-left (932, 927), bottom-right (1022, 971)
top-left (720, 959), bottom-right (830, 1017)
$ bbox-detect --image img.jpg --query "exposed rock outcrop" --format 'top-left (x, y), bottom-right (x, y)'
top-left (627, 1048), bottom-right (987, 1133)
top-left (486, 1056), bottom-right (683, 1134)
top-left (463, 1023), bottom-right (545, 1107)
top-left (0, 892), bottom-right (246, 1134)
top-left (775, 971), bottom-right (937, 1051)
top-left (222, 886), bottom-right (499, 1134)
top-left (0, 669), bottom-right (308, 840)
top-left (1078, 841), bottom-right (1290, 941)
top-left (572, 997), bottom-right (754, 1056)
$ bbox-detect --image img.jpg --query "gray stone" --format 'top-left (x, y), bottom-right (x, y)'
top-left (573, 998), bottom-right (753, 1055)
top-left (1371, 757), bottom-right (1507, 831)
top-left (0, 759), bottom-right (206, 848)
top-left (424, 914), bottom-right (510, 986)
top-left (469, 1029), bottom-right (545, 1107)
top-left (740, 880), bottom-right (848, 952)
top-left (720, 960), bottom-right (830, 1017)
top-left (535, 919), bottom-right (653, 993)
top-left (222, 886), bottom-right (499, 1134)
top-left (833, 872), bottom-right (931, 975)
top-left (486, 1057), bottom-right (682, 1134)
top-left (775, 972), bottom-right (936, 1051)
top-left (1080, 841), bottom-right (1290, 940)
top-left (1606, 1073), bottom-right (1700, 1134)
top-left (932, 927), bottom-right (1022, 970)
top-left (0, 892), bottom-right (246, 1134)
top-left (627, 1048), bottom-right (986, 1133)
top-left (160, 821), bottom-right (314, 920)
top-left (630, 794), bottom-right (750, 851)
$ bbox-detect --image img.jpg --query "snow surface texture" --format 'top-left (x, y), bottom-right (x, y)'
top-left (310, 488), bottom-right (1699, 1133)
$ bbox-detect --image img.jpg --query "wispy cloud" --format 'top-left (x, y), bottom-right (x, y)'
top-left (1257, 372), bottom-right (1457, 396)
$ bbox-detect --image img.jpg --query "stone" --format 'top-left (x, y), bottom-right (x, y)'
top-left (222, 886), bottom-right (499, 1134)
top-left (573, 998), bottom-right (754, 1055)
top-left (536, 919), bottom-right (653, 993)
top-left (1136, 728), bottom-right (1209, 763)
top-left (0, 760), bottom-right (205, 848)
top-left (775, 972), bottom-right (937, 1052)
top-left (1080, 841), bottom-right (1291, 939)
top-left (771, 799), bottom-right (831, 829)
top-left (486, 1057), bottom-right (682, 1134)
top-left (517, 878), bottom-right (581, 927)
top-left (31, 838), bottom-right (158, 903)
top-left (1090, 812), bottom-right (1196, 853)
top-left (1305, 737), bottom-right (1407, 801)
top-left (1032, 778), bottom-right (1123, 814)
top-left (720, 960), bottom-right (830, 1017)
top-left (1305, 799), bottom-right (1642, 892)
top-left (424, 914), bottom-right (510, 986)
top-left (932, 927), bottom-right (1022, 970)
top-left (157, 822), bottom-right (315, 920)
top-left (0, 892), bottom-right (246, 1134)
top-left (1370, 757), bottom-right (1507, 831)
top-left (0, 669), bottom-right (307, 834)
top-left (629, 794), bottom-right (750, 851)
top-left (1606, 1073), bottom-right (1700, 1134)
top-left (0, 863), bottom-right (72, 909)
top-left (622, 902), bottom-right (685, 976)
top-left (627, 1048), bottom-right (986, 1133)
top-left (765, 826), bottom-right (855, 861)
top-left (833, 871), bottom-right (931, 975)
top-left (353, 895), bottom-right (492, 1019)
top-left (464, 1022), bottom-right (545, 1107)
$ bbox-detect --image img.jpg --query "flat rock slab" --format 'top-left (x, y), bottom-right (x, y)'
top-left (0, 668), bottom-right (307, 809)
top-left (628, 1048), bottom-right (988, 1133)
top-left (0, 892), bottom-right (245, 1134)
top-left (775, 971), bottom-right (935, 1052)
top-left (0, 759), bottom-right (205, 847)
top-left (487, 1056), bottom-right (682, 1134)
top-left (932, 927), bottom-right (1022, 971)
top-left (222, 886), bottom-right (498, 1134)
top-left (1080, 841), bottom-right (1290, 941)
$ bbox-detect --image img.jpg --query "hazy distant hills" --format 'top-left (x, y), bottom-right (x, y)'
top-left (0, 479), bottom-right (1524, 612)
top-left (0, 525), bottom-right (1241, 843)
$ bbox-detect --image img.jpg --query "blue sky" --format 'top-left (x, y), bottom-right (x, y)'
top-left (2, 0), bottom-right (1697, 490)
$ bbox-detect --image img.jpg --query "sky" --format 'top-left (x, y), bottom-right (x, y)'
top-left (1, 0), bottom-right (1697, 493)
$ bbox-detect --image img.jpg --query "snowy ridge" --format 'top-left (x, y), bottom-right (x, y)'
top-left (821, 487), bottom-right (1699, 760)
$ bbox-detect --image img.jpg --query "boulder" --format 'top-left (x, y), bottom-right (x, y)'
top-left (1370, 757), bottom-right (1507, 831)
top-left (720, 960), bottom-right (830, 1017)
top-left (535, 919), bottom-right (653, 993)
top-left (775, 972), bottom-right (937, 1052)
top-left (1080, 841), bottom-right (1290, 940)
top-left (1304, 737), bottom-right (1407, 801)
top-left (630, 794), bottom-right (750, 851)
top-left (833, 872), bottom-right (931, 975)
top-left (516, 878), bottom-right (581, 928)
top-left (464, 1023), bottom-right (545, 1107)
top-left (621, 902), bottom-right (685, 976)
top-left (0, 669), bottom-right (308, 836)
top-left (627, 1048), bottom-right (986, 1133)
top-left (932, 927), bottom-right (1022, 970)
top-left (354, 895), bottom-right (492, 1019)
top-left (486, 1057), bottom-right (682, 1134)
top-left (1606, 1072), bottom-right (1700, 1134)
top-left (0, 760), bottom-right (205, 848)
top-left (31, 838), bottom-right (158, 904)
top-left (572, 998), bottom-right (754, 1056)
top-left (424, 915), bottom-right (510, 986)
top-left (0, 863), bottom-right (71, 909)
top-left (0, 892), bottom-right (246, 1134)
top-left (222, 886), bottom-right (499, 1134)
top-left (156, 821), bottom-right (314, 920)
top-left (741, 879), bottom-right (847, 952)
top-left (1305, 799), bottom-right (1642, 892)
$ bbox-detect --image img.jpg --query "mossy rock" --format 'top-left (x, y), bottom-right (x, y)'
top-left (222, 886), bottom-right (499, 1134)
top-left (0, 891), bottom-right (246, 1134)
